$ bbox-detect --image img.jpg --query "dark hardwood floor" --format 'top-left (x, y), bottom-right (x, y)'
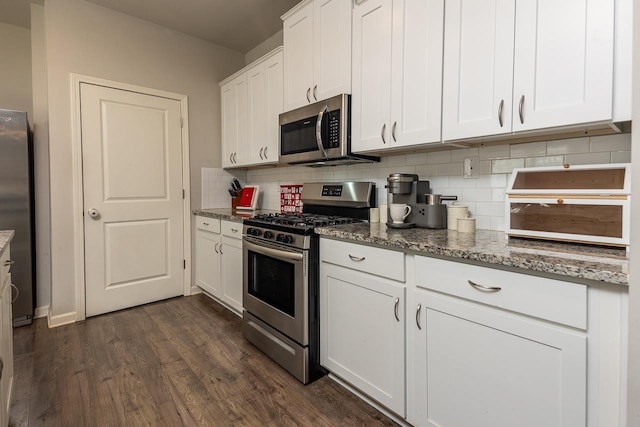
top-left (9, 294), bottom-right (398, 426)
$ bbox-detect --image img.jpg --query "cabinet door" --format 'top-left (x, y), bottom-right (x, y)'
top-left (351, 0), bottom-right (393, 153)
top-left (390, 0), bottom-right (444, 147)
top-left (221, 74), bottom-right (248, 168)
top-left (283, 1), bottom-right (315, 111)
top-left (313, 0), bottom-right (352, 102)
top-left (408, 290), bottom-right (586, 427)
top-left (247, 64), bottom-right (268, 164)
top-left (195, 230), bottom-right (220, 297)
top-left (442, 0), bottom-right (515, 141)
top-left (512, 0), bottom-right (614, 131)
top-left (263, 50), bottom-right (283, 164)
top-left (320, 263), bottom-right (405, 416)
top-left (220, 236), bottom-right (243, 314)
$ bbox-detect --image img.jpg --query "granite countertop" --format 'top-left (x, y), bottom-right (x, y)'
top-left (193, 208), bottom-right (279, 222)
top-left (0, 230), bottom-right (15, 257)
top-left (315, 223), bottom-right (629, 286)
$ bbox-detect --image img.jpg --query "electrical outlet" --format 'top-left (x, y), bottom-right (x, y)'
top-left (464, 157), bottom-right (480, 179)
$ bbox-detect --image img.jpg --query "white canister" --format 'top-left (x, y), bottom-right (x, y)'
top-left (447, 204), bottom-right (469, 230)
top-left (370, 207), bottom-right (380, 223)
top-left (379, 204), bottom-right (388, 223)
top-left (457, 217), bottom-right (476, 233)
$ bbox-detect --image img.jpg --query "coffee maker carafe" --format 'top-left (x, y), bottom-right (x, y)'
top-left (386, 174), bottom-right (430, 228)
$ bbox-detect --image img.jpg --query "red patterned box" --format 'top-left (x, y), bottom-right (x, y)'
top-left (280, 184), bottom-right (303, 214)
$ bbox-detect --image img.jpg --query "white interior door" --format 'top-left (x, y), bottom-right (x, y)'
top-left (81, 83), bottom-right (184, 317)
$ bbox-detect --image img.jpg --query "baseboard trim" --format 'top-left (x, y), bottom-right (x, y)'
top-left (327, 373), bottom-right (410, 427)
top-left (48, 311), bottom-right (77, 328)
top-left (34, 305), bottom-right (49, 319)
top-left (190, 285), bottom-right (203, 295)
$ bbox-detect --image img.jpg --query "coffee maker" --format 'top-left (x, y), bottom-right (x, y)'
top-left (386, 174), bottom-right (430, 228)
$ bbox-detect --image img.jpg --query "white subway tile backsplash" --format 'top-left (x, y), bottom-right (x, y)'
top-left (525, 155), bottom-right (564, 168)
top-left (590, 133), bottom-right (631, 153)
top-left (546, 137), bottom-right (589, 155)
top-left (510, 141), bottom-right (546, 158)
top-left (479, 144), bottom-right (510, 160)
top-left (611, 151), bottom-right (631, 163)
top-left (565, 152), bottom-right (611, 165)
top-left (491, 158), bottom-right (525, 174)
top-left (233, 132), bottom-right (627, 231)
top-left (427, 150), bottom-right (452, 164)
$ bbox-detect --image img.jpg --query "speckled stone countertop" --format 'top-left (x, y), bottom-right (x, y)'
top-left (0, 230), bottom-right (15, 257)
top-left (193, 208), bottom-right (279, 222)
top-left (315, 223), bottom-right (629, 286)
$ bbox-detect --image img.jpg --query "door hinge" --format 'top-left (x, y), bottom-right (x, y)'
top-left (182, 189), bottom-right (185, 199)
top-left (183, 259), bottom-right (186, 269)
top-left (180, 117), bottom-right (184, 128)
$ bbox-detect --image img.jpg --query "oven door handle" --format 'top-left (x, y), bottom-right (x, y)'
top-left (244, 239), bottom-right (304, 262)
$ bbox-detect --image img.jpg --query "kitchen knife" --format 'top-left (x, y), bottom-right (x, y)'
top-left (228, 188), bottom-right (237, 197)
top-left (232, 178), bottom-right (242, 191)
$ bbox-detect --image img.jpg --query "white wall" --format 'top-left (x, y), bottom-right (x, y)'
top-left (30, 4), bottom-right (51, 317)
top-left (245, 30), bottom-right (283, 65)
top-left (0, 23), bottom-right (33, 117)
top-left (44, 0), bottom-right (244, 320)
top-left (247, 133), bottom-right (631, 230)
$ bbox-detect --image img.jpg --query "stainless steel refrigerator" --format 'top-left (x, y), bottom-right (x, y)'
top-left (0, 109), bottom-right (35, 326)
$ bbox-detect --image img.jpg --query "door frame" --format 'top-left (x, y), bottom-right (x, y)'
top-left (70, 74), bottom-right (192, 322)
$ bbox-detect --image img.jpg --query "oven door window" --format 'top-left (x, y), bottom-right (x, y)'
top-left (247, 250), bottom-right (296, 317)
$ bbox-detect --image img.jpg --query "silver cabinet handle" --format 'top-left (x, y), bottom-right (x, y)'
top-left (306, 87), bottom-right (311, 103)
top-left (394, 297), bottom-right (400, 322)
top-left (468, 280), bottom-right (502, 292)
top-left (263, 146), bottom-right (268, 159)
top-left (229, 153), bottom-right (233, 163)
top-left (259, 147), bottom-right (264, 160)
top-left (348, 254), bottom-right (365, 262)
top-left (230, 228), bottom-right (239, 233)
top-left (381, 124), bottom-right (387, 144)
top-left (498, 99), bottom-right (504, 127)
top-left (416, 304), bottom-right (422, 330)
top-left (10, 283), bottom-right (19, 303)
top-left (214, 242), bottom-right (219, 253)
top-left (313, 85), bottom-right (318, 101)
top-left (233, 153), bottom-right (238, 163)
top-left (391, 121), bottom-right (397, 142)
top-left (219, 244), bottom-right (223, 255)
top-left (518, 95), bottom-right (525, 124)
top-left (3, 259), bottom-right (14, 266)
top-left (203, 222), bottom-right (209, 226)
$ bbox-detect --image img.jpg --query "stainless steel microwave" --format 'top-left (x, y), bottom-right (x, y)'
top-left (279, 94), bottom-right (379, 166)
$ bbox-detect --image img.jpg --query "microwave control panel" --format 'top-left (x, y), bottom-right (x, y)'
top-left (327, 111), bottom-right (340, 148)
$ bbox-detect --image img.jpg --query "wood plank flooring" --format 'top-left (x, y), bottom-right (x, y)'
top-left (9, 294), bottom-right (398, 426)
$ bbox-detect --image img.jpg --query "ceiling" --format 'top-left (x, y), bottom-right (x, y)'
top-left (0, 0), bottom-right (300, 53)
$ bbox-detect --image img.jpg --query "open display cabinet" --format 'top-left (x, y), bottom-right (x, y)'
top-left (505, 163), bottom-right (631, 248)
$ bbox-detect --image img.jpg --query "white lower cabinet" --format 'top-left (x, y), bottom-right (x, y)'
top-left (319, 238), bottom-right (626, 427)
top-left (195, 216), bottom-right (243, 315)
top-left (320, 239), bottom-right (406, 416)
top-left (0, 244), bottom-right (14, 427)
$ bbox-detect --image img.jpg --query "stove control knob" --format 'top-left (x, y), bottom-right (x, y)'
top-left (276, 233), bottom-right (284, 242)
top-left (251, 228), bottom-right (262, 236)
top-left (264, 231), bottom-right (274, 239)
top-left (283, 235), bottom-right (294, 244)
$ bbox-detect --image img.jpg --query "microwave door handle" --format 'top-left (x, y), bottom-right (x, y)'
top-left (315, 105), bottom-right (329, 159)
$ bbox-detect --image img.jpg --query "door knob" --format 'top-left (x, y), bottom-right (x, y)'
top-left (87, 208), bottom-right (100, 219)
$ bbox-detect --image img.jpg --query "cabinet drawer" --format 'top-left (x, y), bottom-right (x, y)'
top-left (196, 216), bottom-right (220, 233)
top-left (415, 256), bottom-right (586, 329)
top-left (221, 220), bottom-right (243, 238)
top-left (321, 238), bottom-right (405, 282)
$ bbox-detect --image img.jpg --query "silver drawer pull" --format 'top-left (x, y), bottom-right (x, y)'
top-left (416, 303), bottom-right (422, 330)
top-left (4, 260), bottom-right (15, 266)
top-left (468, 280), bottom-right (502, 292)
top-left (203, 222), bottom-right (209, 226)
top-left (394, 297), bottom-right (400, 322)
top-left (231, 228), bottom-right (239, 233)
top-left (348, 254), bottom-right (365, 262)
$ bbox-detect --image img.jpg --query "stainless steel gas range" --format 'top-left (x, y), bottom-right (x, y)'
top-left (242, 182), bottom-right (376, 384)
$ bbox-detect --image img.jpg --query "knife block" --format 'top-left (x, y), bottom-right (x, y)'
top-left (231, 196), bottom-right (240, 211)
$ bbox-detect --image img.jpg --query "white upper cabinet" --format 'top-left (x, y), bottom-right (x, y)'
top-left (512, 0), bottom-right (614, 132)
top-left (220, 47), bottom-right (283, 168)
top-left (352, 0), bottom-right (444, 154)
top-left (443, 0), bottom-right (616, 142)
top-left (282, 0), bottom-right (352, 111)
